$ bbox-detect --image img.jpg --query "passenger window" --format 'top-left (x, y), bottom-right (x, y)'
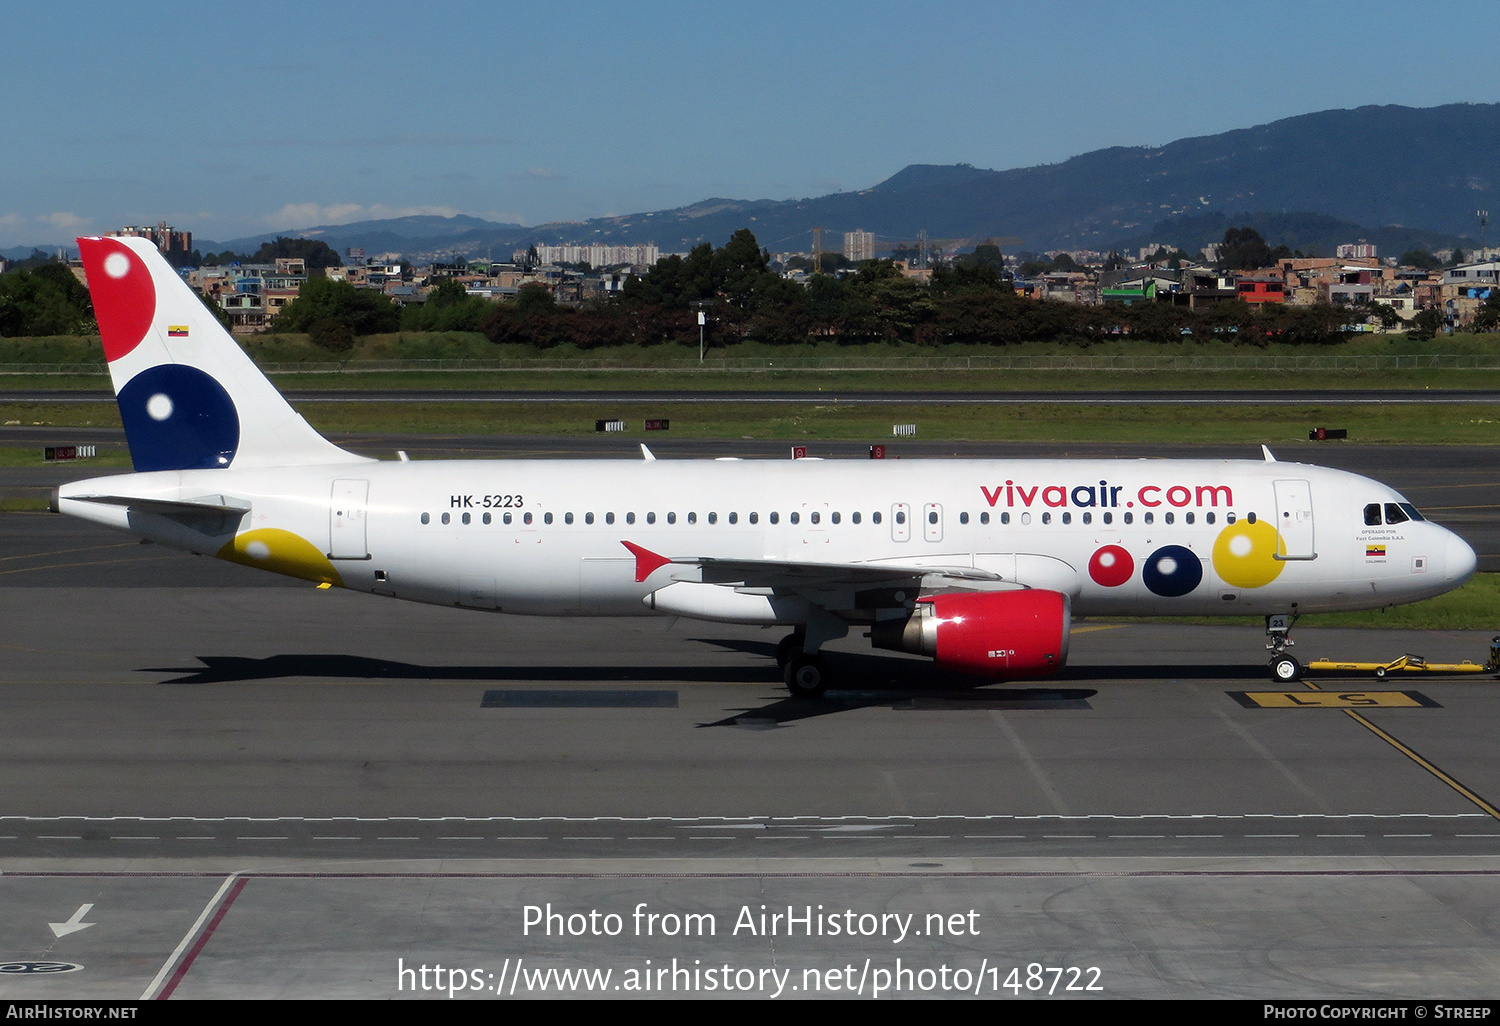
top-left (959, 512), bottom-right (969, 525)
top-left (770, 512), bottom-right (779, 525)
top-left (1226, 512), bottom-right (1236, 524)
top-left (750, 513), bottom-right (759, 525)
top-left (1164, 512), bottom-right (1174, 525)
top-left (626, 512), bottom-right (635, 525)
top-left (790, 512), bottom-right (800, 524)
top-left (1185, 512), bottom-right (1193, 525)
top-left (1082, 512), bottom-right (1091, 525)
top-left (462, 512), bottom-right (471, 525)
top-left (605, 512), bottom-right (614, 525)
top-left (831, 512), bottom-right (840, 524)
top-left (1364, 503), bottom-right (1382, 526)
top-left (1144, 512), bottom-right (1153, 525)
top-left (1246, 512), bottom-right (1255, 524)
top-left (1103, 512), bottom-right (1112, 525)
top-left (1384, 503), bottom-right (1409, 525)
top-left (483, 512), bottom-right (492, 525)
top-left (1042, 512), bottom-right (1052, 525)
top-left (441, 512), bottom-right (451, 525)
top-left (895, 511), bottom-right (906, 525)
top-left (524, 512), bottom-right (533, 525)
top-left (544, 512), bottom-right (553, 525)
top-left (504, 512), bottom-right (513, 525)
top-left (687, 512), bottom-right (697, 524)
top-left (667, 512), bottom-right (676, 525)
top-left (585, 512), bottom-right (594, 525)
top-left (646, 512), bottom-right (656, 525)
top-left (728, 512), bottom-right (738, 524)
top-left (873, 512), bottom-right (882, 524)
top-left (1061, 512), bottom-right (1071, 525)
top-left (708, 512), bottom-right (717, 524)
top-left (851, 512), bottom-right (861, 524)
top-left (1205, 512), bottom-right (1215, 525)
top-left (810, 512), bottom-right (819, 524)
top-left (421, 512), bottom-right (430, 525)
top-left (928, 511), bottom-right (938, 524)
top-left (1020, 512), bottom-right (1031, 525)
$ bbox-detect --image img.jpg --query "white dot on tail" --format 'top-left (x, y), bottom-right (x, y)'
top-left (1230, 535), bottom-right (1253, 557)
top-left (1158, 558), bottom-right (1178, 575)
top-left (1098, 552), bottom-right (1116, 567)
top-left (103, 253), bottom-right (130, 278)
top-left (146, 393), bottom-right (173, 421)
top-left (246, 540), bottom-right (271, 560)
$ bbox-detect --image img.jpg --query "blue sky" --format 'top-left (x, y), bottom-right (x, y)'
top-left (4, 0), bottom-right (1499, 248)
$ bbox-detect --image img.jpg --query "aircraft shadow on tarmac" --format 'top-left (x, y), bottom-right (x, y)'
top-left (140, 641), bottom-right (1265, 728)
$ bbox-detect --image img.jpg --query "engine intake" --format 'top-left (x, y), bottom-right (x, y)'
top-left (870, 589), bottom-right (1070, 677)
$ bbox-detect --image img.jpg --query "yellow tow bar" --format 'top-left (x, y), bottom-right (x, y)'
top-left (1309, 636), bottom-right (1500, 679)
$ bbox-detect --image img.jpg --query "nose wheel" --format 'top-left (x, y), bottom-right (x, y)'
top-left (1270, 653), bottom-right (1302, 683)
top-left (1266, 613), bottom-right (1301, 682)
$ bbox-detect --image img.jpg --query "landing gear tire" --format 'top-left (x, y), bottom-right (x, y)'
top-left (784, 653), bottom-right (830, 698)
top-left (1270, 654), bottom-right (1302, 683)
top-left (1374, 666), bottom-right (1388, 679)
top-left (775, 631), bottom-right (805, 671)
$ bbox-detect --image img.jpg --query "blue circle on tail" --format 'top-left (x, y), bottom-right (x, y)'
top-left (118, 365), bottom-right (240, 471)
top-left (1142, 544), bottom-right (1203, 598)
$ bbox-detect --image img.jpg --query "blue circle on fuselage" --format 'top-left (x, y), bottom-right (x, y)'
top-left (117, 364), bottom-right (240, 471)
top-left (1142, 544), bottom-right (1203, 598)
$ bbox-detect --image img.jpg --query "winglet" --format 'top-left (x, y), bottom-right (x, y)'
top-left (621, 540), bottom-right (671, 582)
top-left (1261, 445), bottom-right (1277, 462)
top-left (640, 444), bottom-right (656, 462)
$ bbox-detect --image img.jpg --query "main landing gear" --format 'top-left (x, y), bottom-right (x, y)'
top-left (776, 629), bottom-right (830, 698)
top-left (1266, 612), bottom-right (1301, 683)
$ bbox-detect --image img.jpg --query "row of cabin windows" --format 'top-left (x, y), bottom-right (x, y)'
top-left (417, 509), bottom-right (1251, 528)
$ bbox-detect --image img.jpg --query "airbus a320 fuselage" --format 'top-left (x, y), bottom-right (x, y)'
top-left (53, 236), bottom-right (1478, 695)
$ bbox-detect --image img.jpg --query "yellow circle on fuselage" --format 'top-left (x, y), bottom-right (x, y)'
top-left (217, 528), bottom-right (343, 586)
top-left (1211, 520), bottom-right (1286, 589)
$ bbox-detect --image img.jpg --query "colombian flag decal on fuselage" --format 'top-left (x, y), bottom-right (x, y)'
top-left (167, 325), bottom-right (189, 337)
top-left (1366, 544), bottom-right (1387, 557)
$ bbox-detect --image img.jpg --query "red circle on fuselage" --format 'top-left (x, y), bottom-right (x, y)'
top-left (1088, 544), bottom-right (1135, 587)
top-left (78, 237), bottom-right (156, 362)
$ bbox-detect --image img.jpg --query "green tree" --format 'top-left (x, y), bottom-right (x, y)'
top-left (1408, 307), bottom-right (1444, 340)
top-left (270, 275), bottom-right (398, 335)
top-left (1217, 227), bottom-right (1275, 270)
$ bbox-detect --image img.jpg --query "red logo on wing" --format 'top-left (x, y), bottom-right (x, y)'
top-left (621, 540), bottom-right (672, 583)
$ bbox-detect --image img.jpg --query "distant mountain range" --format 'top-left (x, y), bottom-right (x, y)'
top-left (9, 103), bottom-right (1495, 264)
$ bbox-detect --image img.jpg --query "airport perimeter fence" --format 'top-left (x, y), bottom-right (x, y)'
top-left (5, 353), bottom-right (1500, 375)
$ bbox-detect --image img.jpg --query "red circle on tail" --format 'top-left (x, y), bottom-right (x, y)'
top-left (78, 237), bottom-right (156, 362)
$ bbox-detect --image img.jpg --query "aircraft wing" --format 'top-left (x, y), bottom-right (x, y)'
top-left (622, 540), bottom-right (1024, 627)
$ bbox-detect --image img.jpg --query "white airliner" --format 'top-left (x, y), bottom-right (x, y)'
top-left (53, 235), bottom-right (1478, 695)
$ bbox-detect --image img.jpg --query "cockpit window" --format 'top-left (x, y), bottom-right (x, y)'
top-left (1384, 503), bottom-right (1409, 525)
top-left (1364, 503), bottom-right (1382, 526)
top-left (1398, 502), bottom-right (1425, 522)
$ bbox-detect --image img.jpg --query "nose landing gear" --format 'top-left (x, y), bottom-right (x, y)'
top-left (1267, 613), bottom-right (1301, 682)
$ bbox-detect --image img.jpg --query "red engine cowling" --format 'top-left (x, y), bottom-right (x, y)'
top-left (870, 590), bottom-right (1070, 677)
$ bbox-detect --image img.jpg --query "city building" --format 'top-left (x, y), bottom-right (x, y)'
top-left (843, 230), bottom-right (874, 263)
top-left (108, 222), bottom-right (192, 262)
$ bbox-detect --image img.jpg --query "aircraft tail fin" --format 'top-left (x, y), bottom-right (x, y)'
top-left (76, 235), bottom-right (367, 472)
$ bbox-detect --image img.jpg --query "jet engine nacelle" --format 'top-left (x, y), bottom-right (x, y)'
top-left (869, 589), bottom-right (1070, 677)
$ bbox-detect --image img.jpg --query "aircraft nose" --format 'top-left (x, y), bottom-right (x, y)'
top-left (1445, 530), bottom-right (1478, 586)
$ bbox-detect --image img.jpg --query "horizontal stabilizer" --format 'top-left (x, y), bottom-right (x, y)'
top-left (64, 493), bottom-right (252, 516)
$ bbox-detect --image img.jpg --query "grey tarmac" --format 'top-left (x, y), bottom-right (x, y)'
top-left (4, 435), bottom-right (1500, 999)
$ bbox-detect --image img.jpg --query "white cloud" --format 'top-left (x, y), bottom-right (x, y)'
top-left (263, 203), bottom-right (462, 229)
top-left (0, 212), bottom-right (92, 247)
